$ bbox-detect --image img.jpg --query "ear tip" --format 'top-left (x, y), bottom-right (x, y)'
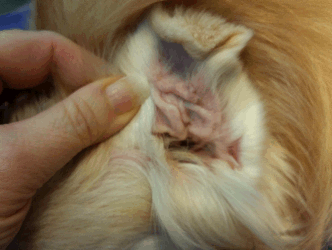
top-left (236, 27), bottom-right (254, 53)
top-left (149, 4), bottom-right (254, 59)
top-left (241, 26), bottom-right (255, 44)
top-left (221, 24), bottom-right (254, 55)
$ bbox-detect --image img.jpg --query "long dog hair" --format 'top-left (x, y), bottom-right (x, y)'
top-left (6, 0), bottom-right (332, 249)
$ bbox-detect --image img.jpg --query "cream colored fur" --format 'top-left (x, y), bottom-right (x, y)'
top-left (8, 1), bottom-right (332, 250)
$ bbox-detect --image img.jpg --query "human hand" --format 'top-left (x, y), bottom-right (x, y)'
top-left (0, 30), bottom-right (142, 249)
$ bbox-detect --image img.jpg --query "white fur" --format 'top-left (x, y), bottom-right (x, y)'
top-left (108, 6), bottom-right (286, 249)
top-left (15, 4), bottom-right (294, 250)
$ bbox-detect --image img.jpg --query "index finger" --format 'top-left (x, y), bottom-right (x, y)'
top-left (0, 30), bottom-right (109, 90)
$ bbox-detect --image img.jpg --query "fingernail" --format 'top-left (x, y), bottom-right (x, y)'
top-left (106, 77), bottom-right (139, 115)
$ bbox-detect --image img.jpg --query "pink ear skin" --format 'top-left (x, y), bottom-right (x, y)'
top-left (150, 59), bottom-right (241, 170)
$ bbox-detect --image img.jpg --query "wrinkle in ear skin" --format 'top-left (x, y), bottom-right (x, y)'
top-left (13, 3), bottom-right (286, 250)
top-left (109, 6), bottom-right (280, 249)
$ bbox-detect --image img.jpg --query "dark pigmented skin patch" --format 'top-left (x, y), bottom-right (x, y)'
top-left (159, 40), bottom-right (198, 78)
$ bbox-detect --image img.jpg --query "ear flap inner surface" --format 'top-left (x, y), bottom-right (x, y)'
top-left (146, 6), bottom-right (254, 171)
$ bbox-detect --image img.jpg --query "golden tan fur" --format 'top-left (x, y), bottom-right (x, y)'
top-left (7, 0), bottom-right (332, 249)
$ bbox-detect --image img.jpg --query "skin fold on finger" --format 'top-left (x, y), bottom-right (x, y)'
top-left (0, 199), bottom-right (32, 250)
top-left (0, 30), bottom-right (109, 90)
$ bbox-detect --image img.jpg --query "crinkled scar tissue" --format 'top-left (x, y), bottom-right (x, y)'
top-left (106, 6), bottom-right (272, 249)
top-left (114, 6), bottom-right (264, 176)
top-left (13, 1), bottom-right (332, 249)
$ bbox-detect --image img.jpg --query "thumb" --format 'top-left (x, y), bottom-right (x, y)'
top-left (0, 76), bottom-right (147, 192)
